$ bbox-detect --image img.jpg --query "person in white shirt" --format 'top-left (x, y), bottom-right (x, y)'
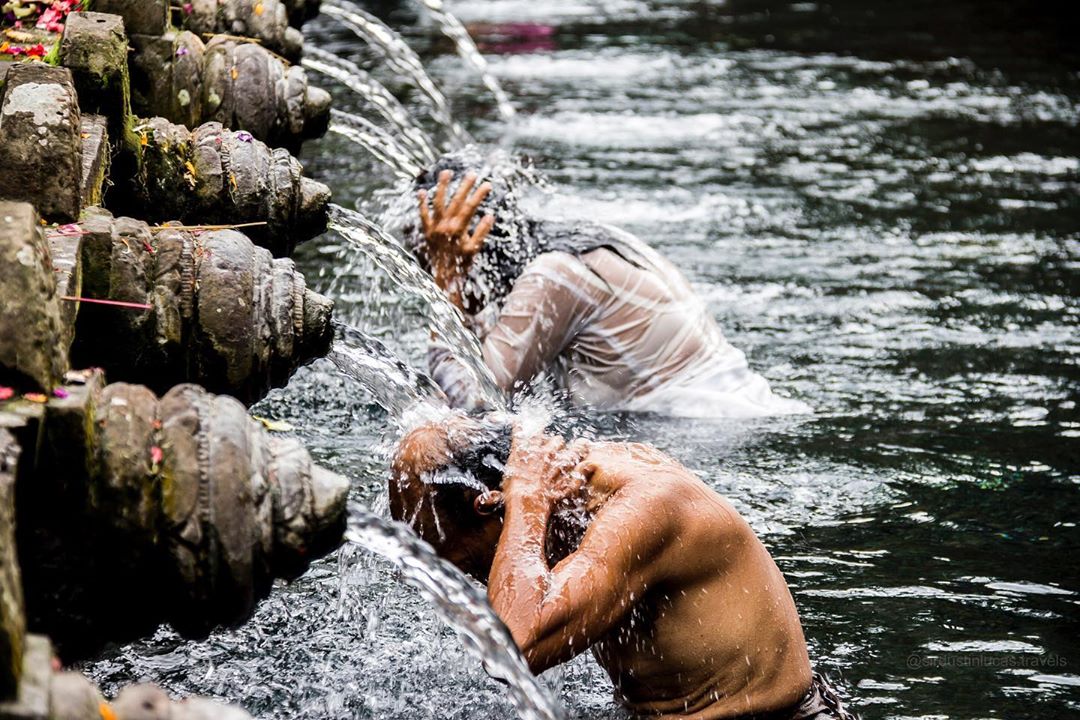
top-left (412, 152), bottom-right (809, 418)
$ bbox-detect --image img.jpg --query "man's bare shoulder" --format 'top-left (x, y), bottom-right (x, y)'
top-left (582, 442), bottom-right (740, 536)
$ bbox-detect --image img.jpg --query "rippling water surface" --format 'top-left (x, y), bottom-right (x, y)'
top-left (82, 1), bottom-right (1079, 718)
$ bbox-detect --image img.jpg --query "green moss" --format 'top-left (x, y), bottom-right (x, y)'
top-left (84, 133), bottom-right (111, 207)
top-left (42, 39), bottom-right (61, 65)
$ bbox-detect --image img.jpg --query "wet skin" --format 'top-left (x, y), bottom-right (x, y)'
top-left (392, 421), bottom-right (812, 718)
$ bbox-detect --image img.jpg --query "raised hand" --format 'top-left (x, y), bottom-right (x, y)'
top-left (418, 169), bottom-right (496, 303)
top-left (503, 433), bottom-right (585, 508)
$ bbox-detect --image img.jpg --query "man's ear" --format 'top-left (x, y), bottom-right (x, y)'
top-left (473, 490), bottom-right (504, 516)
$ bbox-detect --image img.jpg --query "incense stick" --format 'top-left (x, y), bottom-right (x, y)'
top-left (61, 296), bottom-right (153, 310)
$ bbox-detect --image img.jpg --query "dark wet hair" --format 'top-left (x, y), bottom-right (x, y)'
top-left (426, 416), bottom-right (513, 498)
top-left (412, 149), bottom-right (650, 309)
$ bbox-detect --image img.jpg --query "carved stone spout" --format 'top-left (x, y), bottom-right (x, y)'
top-left (69, 208), bottom-right (332, 404)
top-left (130, 118), bottom-right (330, 256)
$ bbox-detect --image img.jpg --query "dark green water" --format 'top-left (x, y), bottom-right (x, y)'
top-left (83, 1), bottom-right (1079, 718)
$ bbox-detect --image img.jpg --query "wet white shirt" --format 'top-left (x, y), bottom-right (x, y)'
top-left (431, 227), bottom-right (809, 418)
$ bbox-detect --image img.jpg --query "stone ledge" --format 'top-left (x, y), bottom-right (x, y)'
top-left (0, 64), bottom-right (82, 223)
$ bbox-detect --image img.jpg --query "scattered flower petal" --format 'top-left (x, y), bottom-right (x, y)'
top-left (254, 416), bottom-right (295, 433)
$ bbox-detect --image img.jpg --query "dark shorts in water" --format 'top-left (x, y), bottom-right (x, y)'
top-left (744, 672), bottom-right (858, 720)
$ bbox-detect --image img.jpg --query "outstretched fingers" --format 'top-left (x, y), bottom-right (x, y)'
top-left (445, 172), bottom-right (478, 220)
top-left (417, 189), bottom-right (432, 234)
top-left (463, 181), bottom-right (493, 220)
top-left (419, 171), bottom-right (493, 255)
top-left (432, 169), bottom-right (452, 220)
top-left (464, 213), bottom-right (495, 254)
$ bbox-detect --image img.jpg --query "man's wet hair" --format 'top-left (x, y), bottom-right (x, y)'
top-left (426, 416), bottom-right (513, 496)
top-left (391, 414), bottom-right (515, 544)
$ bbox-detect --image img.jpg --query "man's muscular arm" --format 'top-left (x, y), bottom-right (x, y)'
top-left (488, 437), bottom-right (675, 674)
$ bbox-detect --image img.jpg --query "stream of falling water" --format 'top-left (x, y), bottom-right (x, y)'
top-left (412, 0), bottom-right (516, 121)
top-left (329, 322), bottom-right (448, 419)
top-left (330, 108), bottom-right (425, 178)
top-left (322, 0), bottom-right (472, 146)
top-left (345, 504), bottom-right (565, 720)
top-left (328, 204), bottom-right (505, 408)
top-left (304, 48), bottom-right (439, 164)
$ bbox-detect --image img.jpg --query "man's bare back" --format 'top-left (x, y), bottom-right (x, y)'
top-left (564, 443), bottom-right (811, 717)
top-left (391, 416), bottom-right (853, 719)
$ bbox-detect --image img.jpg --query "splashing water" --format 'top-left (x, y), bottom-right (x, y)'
top-left (330, 108), bottom-right (425, 178)
top-left (413, 0), bottom-right (517, 121)
top-left (329, 321), bottom-right (448, 419)
top-left (303, 48), bottom-right (439, 164)
top-left (345, 503), bottom-right (565, 720)
top-left (322, 0), bottom-right (472, 146)
top-left (328, 204), bottom-right (506, 409)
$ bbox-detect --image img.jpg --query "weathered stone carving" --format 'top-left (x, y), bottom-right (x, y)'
top-left (68, 208), bottom-right (333, 404)
top-left (0, 203), bottom-right (69, 393)
top-left (91, 0), bottom-right (319, 37)
top-left (0, 65), bottom-right (82, 222)
top-left (131, 118), bottom-right (330, 256)
top-left (48, 672), bottom-right (101, 720)
top-left (181, 0), bottom-right (305, 60)
top-left (131, 32), bottom-right (330, 148)
top-left (8, 372), bottom-right (348, 659)
top-left (3, 645), bottom-right (256, 719)
top-left (0, 634), bottom-right (49, 718)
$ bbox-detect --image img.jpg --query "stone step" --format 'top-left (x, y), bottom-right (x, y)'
top-left (60, 12), bottom-right (131, 137)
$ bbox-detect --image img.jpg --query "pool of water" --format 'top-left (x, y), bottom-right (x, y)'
top-left (82, 1), bottom-right (1079, 718)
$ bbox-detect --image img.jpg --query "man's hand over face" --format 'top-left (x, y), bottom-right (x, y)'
top-left (417, 169), bottom-right (495, 297)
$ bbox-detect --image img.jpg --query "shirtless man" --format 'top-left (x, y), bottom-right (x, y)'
top-left (390, 414), bottom-right (855, 719)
